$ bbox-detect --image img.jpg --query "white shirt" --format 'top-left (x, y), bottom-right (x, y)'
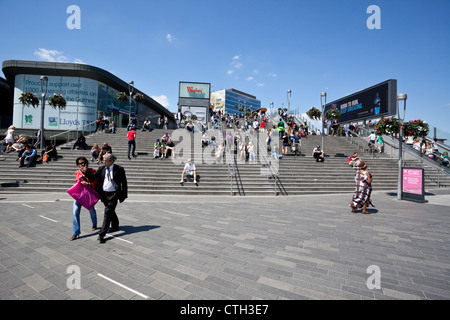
top-left (369, 133), bottom-right (376, 141)
top-left (184, 163), bottom-right (196, 172)
top-left (103, 164), bottom-right (116, 192)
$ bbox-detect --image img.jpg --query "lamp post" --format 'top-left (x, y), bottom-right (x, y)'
top-left (287, 90), bottom-right (292, 116)
top-left (320, 92), bottom-right (327, 151)
top-left (128, 80), bottom-right (134, 119)
top-left (397, 93), bottom-right (407, 200)
top-left (39, 76), bottom-right (48, 156)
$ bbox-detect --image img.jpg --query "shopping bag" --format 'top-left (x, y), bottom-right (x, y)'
top-left (67, 179), bottom-right (100, 210)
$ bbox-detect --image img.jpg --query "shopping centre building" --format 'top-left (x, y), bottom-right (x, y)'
top-left (1, 60), bottom-right (176, 131)
top-left (210, 88), bottom-right (261, 115)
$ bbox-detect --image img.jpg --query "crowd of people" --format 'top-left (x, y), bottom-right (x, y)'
top-left (1, 125), bottom-right (58, 167)
top-left (407, 136), bottom-right (448, 166)
top-left (3, 110), bottom-right (450, 224)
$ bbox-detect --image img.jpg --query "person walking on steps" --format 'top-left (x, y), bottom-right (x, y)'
top-left (127, 126), bottom-right (136, 159)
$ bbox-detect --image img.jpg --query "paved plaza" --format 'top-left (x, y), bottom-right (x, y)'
top-left (1, 188), bottom-right (450, 306)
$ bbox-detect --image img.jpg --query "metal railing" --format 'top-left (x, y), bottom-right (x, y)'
top-left (345, 128), bottom-right (378, 158)
top-left (295, 114), bottom-right (319, 135)
top-left (217, 121), bottom-right (245, 196)
top-left (348, 126), bottom-right (449, 187)
top-left (384, 134), bottom-right (449, 188)
top-left (241, 128), bottom-right (287, 196)
top-left (48, 121), bottom-right (97, 147)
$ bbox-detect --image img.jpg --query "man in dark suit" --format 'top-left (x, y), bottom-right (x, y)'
top-left (82, 153), bottom-right (127, 243)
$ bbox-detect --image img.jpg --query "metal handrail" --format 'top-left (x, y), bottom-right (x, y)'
top-left (346, 129), bottom-right (377, 158)
top-left (348, 126), bottom-right (449, 187)
top-left (218, 121), bottom-right (244, 196)
top-left (358, 126), bottom-right (450, 171)
top-left (48, 120), bottom-right (97, 146)
top-left (242, 129), bottom-right (287, 196)
top-left (383, 134), bottom-right (449, 186)
top-left (294, 114), bottom-right (318, 134)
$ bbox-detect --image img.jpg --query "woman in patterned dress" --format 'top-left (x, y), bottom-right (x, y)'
top-left (350, 162), bottom-right (374, 214)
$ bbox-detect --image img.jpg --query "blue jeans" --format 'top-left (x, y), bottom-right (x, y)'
top-left (73, 200), bottom-right (97, 236)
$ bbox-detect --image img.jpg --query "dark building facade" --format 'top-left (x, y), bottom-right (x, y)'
top-left (0, 76), bottom-right (13, 128)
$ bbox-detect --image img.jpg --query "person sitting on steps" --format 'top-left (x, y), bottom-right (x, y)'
top-left (313, 145), bottom-right (324, 162)
top-left (348, 152), bottom-right (361, 168)
top-left (19, 145), bottom-right (37, 168)
top-left (72, 133), bottom-right (88, 150)
top-left (180, 158), bottom-right (197, 185)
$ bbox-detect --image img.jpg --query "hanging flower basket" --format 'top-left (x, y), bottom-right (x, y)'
top-left (402, 119), bottom-right (429, 138)
top-left (306, 107), bottom-right (322, 120)
top-left (19, 92), bottom-right (40, 107)
top-left (374, 117), bottom-right (402, 136)
top-left (325, 108), bottom-right (340, 120)
top-left (133, 93), bottom-right (144, 103)
top-left (48, 94), bottom-right (67, 109)
top-left (117, 92), bottom-right (128, 102)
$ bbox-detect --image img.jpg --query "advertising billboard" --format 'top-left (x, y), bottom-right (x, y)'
top-left (324, 79), bottom-right (397, 124)
top-left (179, 82), bottom-right (210, 100)
top-left (181, 106), bottom-right (207, 124)
top-left (401, 168), bottom-right (427, 203)
top-left (211, 90), bottom-right (225, 113)
top-left (13, 74), bottom-right (98, 130)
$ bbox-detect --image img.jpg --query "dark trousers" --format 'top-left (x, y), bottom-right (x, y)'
top-left (294, 143), bottom-right (300, 156)
top-left (128, 140), bottom-right (136, 157)
top-left (99, 192), bottom-right (119, 238)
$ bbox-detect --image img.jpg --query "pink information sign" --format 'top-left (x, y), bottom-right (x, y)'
top-left (402, 168), bottom-right (423, 195)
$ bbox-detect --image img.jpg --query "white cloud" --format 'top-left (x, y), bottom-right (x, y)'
top-left (34, 48), bottom-right (85, 64)
top-left (227, 70), bottom-right (235, 75)
top-left (35, 48), bottom-right (68, 62)
top-left (268, 73), bottom-right (278, 79)
top-left (151, 95), bottom-right (170, 108)
top-left (230, 55), bottom-right (242, 69)
top-left (257, 83), bottom-right (265, 87)
top-left (246, 76), bottom-right (254, 81)
top-left (166, 34), bottom-right (174, 42)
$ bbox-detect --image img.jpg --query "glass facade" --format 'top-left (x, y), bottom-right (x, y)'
top-left (13, 74), bottom-right (139, 130)
top-left (97, 82), bottom-right (137, 115)
top-left (211, 89), bottom-right (261, 115)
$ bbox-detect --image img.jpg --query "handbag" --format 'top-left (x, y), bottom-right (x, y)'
top-left (67, 178), bottom-right (100, 210)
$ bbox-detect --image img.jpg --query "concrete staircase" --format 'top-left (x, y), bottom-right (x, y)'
top-left (0, 126), bottom-right (448, 196)
top-left (276, 134), bottom-right (450, 194)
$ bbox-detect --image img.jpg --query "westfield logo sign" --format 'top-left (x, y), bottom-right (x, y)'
top-left (187, 86), bottom-right (203, 93)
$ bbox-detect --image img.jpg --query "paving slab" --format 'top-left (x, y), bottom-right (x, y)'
top-left (1, 189), bottom-right (450, 310)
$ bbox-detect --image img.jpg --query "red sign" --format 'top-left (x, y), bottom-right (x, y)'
top-left (187, 86), bottom-right (203, 93)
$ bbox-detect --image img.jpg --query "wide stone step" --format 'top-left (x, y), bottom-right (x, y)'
top-left (2, 128), bottom-right (448, 196)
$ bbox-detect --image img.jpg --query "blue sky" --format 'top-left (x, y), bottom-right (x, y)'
top-left (1, 0), bottom-right (449, 131)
